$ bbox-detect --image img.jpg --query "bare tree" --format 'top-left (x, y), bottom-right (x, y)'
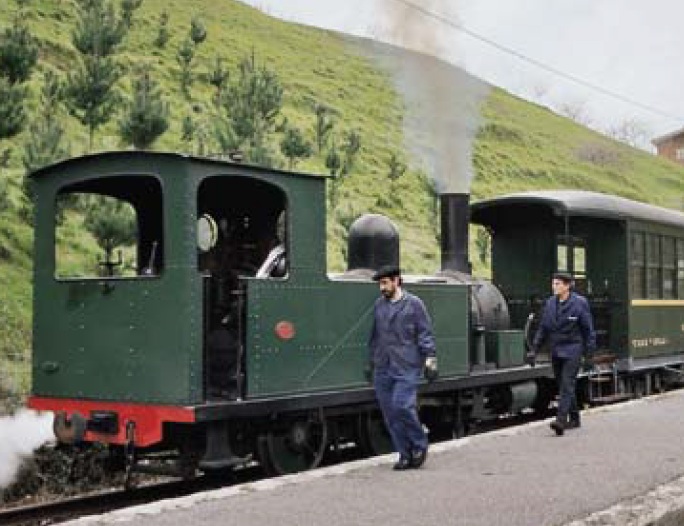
top-left (605, 118), bottom-right (650, 149)
top-left (557, 99), bottom-right (592, 126)
top-left (531, 82), bottom-right (550, 103)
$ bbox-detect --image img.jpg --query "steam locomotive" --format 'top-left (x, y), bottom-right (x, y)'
top-left (27, 151), bottom-right (684, 477)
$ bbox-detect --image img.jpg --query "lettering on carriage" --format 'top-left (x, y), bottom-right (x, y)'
top-left (631, 337), bottom-right (670, 348)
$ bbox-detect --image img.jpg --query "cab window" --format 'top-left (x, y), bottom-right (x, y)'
top-left (54, 176), bottom-right (163, 279)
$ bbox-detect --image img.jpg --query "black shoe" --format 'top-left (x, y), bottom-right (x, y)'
top-left (410, 448), bottom-right (428, 469)
top-left (550, 420), bottom-right (565, 436)
top-left (567, 418), bottom-right (581, 429)
top-left (393, 457), bottom-right (412, 470)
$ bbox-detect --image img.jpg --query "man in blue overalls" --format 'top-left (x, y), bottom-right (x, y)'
top-left (368, 266), bottom-right (438, 470)
top-left (533, 272), bottom-right (596, 436)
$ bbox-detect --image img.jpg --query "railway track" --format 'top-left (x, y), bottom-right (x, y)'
top-left (0, 406), bottom-right (555, 526)
top-left (0, 466), bottom-right (263, 526)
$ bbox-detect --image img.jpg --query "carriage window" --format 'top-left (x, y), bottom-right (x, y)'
top-left (556, 243), bottom-right (568, 272)
top-left (573, 246), bottom-right (586, 278)
top-left (54, 176), bottom-right (163, 279)
top-left (662, 236), bottom-right (676, 299)
top-left (630, 232), bottom-right (646, 299)
top-left (646, 234), bottom-right (662, 299)
top-left (677, 239), bottom-right (684, 299)
top-left (556, 236), bottom-right (585, 279)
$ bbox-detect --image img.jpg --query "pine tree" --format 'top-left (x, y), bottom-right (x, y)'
top-left (0, 78), bottom-right (26, 140)
top-left (194, 118), bottom-right (209, 156)
top-left (0, 174), bottom-right (8, 213)
top-left (280, 126), bottom-right (311, 170)
top-left (247, 141), bottom-right (278, 169)
top-left (0, 18), bottom-right (38, 84)
top-left (475, 228), bottom-right (490, 266)
top-left (120, 0), bottom-right (143, 29)
top-left (326, 138), bottom-right (342, 208)
top-left (22, 118), bottom-right (70, 173)
top-left (387, 152), bottom-right (406, 182)
top-left (325, 138), bottom-right (341, 176)
top-left (66, 55), bottom-right (121, 150)
top-left (154, 11), bottom-right (170, 48)
top-left (67, 0), bottom-right (125, 150)
top-left (340, 129), bottom-right (361, 175)
top-left (0, 15), bottom-right (37, 151)
top-left (23, 70), bottom-right (69, 173)
top-left (208, 56), bottom-right (229, 106)
top-left (39, 69), bottom-right (64, 108)
top-left (213, 117), bottom-right (240, 155)
top-left (85, 197), bottom-right (136, 276)
top-left (218, 52), bottom-right (283, 156)
top-left (118, 65), bottom-right (169, 150)
top-left (190, 16), bottom-right (207, 46)
top-left (314, 103), bottom-right (334, 153)
top-left (176, 38), bottom-right (195, 98)
top-left (181, 114), bottom-right (195, 146)
top-left (72, 0), bottom-right (125, 57)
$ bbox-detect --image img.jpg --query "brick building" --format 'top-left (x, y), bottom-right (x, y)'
top-left (652, 127), bottom-right (684, 165)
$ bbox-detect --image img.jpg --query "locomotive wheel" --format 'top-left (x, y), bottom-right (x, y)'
top-left (259, 408), bottom-right (328, 476)
top-left (532, 381), bottom-right (554, 415)
top-left (356, 410), bottom-right (393, 456)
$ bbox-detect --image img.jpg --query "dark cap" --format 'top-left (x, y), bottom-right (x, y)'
top-left (552, 271), bottom-right (574, 283)
top-left (372, 265), bottom-right (401, 281)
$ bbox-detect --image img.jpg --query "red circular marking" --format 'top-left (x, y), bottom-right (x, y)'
top-left (275, 321), bottom-right (296, 340)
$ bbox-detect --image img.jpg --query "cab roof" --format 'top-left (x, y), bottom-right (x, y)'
top-left (471, 190), bottom-right (684, 230)
top-left (28, 150), bottom-right (328, 181)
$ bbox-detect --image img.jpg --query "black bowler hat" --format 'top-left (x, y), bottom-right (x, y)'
top-left (372, 265), bottom-right (401, 281)
top-left (553, 271), bottom-right (574, 283)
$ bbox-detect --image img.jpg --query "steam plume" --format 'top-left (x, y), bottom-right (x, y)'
top-left (367, 0), bottom-right (489, 193)
top-left (0, 409), bottom-right (53, 488)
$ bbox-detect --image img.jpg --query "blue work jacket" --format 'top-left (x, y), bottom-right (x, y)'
top-left (368, 291), bottom-right (436, 372)
top-left (533, 292), bottom-right (597, 359)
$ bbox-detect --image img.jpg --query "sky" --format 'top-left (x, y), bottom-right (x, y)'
top-left (240, 0), bottom-right (684, 147)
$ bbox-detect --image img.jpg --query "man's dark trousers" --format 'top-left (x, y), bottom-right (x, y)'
top-left (373, 367), bottom-right (427, 459)
top-left (552, 355), bottom-right (580, 423)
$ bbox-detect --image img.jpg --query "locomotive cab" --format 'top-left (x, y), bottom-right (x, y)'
top-left (28, 152), bottom-right (327, 450)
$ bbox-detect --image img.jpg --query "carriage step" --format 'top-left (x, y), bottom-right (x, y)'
top-left (590, 394), bottom-right (632, 405)
top-left (590, 353), bottom-right (617, 365)
top-left (588, 376), bottom-right (612, 383)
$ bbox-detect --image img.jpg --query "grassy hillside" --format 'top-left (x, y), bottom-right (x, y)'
top-left (1, 0), bottom-right (684, 394)
top-left (474, 88), bottom-right (684, 206)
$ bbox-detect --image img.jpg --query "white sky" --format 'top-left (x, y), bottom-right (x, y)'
top-left (240, 0), bottom-right (684, 144)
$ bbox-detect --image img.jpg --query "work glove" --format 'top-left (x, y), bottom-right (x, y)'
top-left (525, 347), bottom-right (537, 367)
top-left (424, 356), bottom-right (439, 382)
top-left (364, 361), bottom-right (374, 384)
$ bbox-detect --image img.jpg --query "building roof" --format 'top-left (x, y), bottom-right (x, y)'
top-left (471, 190), bottom-right (684, 229)
top-left (652, 126), bottom-right (684, 146)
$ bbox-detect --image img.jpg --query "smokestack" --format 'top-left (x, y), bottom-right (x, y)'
top-left (440, 193), bottom-right (470, 273)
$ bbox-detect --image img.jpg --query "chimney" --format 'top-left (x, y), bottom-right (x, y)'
top-left (440, 193), bottom-right (470, 273)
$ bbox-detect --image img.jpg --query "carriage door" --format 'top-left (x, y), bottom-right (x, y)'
top-left (557, 233), bottom-right (615, 352)
top-left (197, 176), bottom-right (287, 401)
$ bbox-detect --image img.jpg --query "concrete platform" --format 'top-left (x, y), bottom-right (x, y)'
top-left (66, 391), bottom-right (684, 526)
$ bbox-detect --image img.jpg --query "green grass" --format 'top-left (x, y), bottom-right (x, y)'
top-left (1, 0), bottom-right (684, 393)
top-left (473, 89), bottom-right (684, 207)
